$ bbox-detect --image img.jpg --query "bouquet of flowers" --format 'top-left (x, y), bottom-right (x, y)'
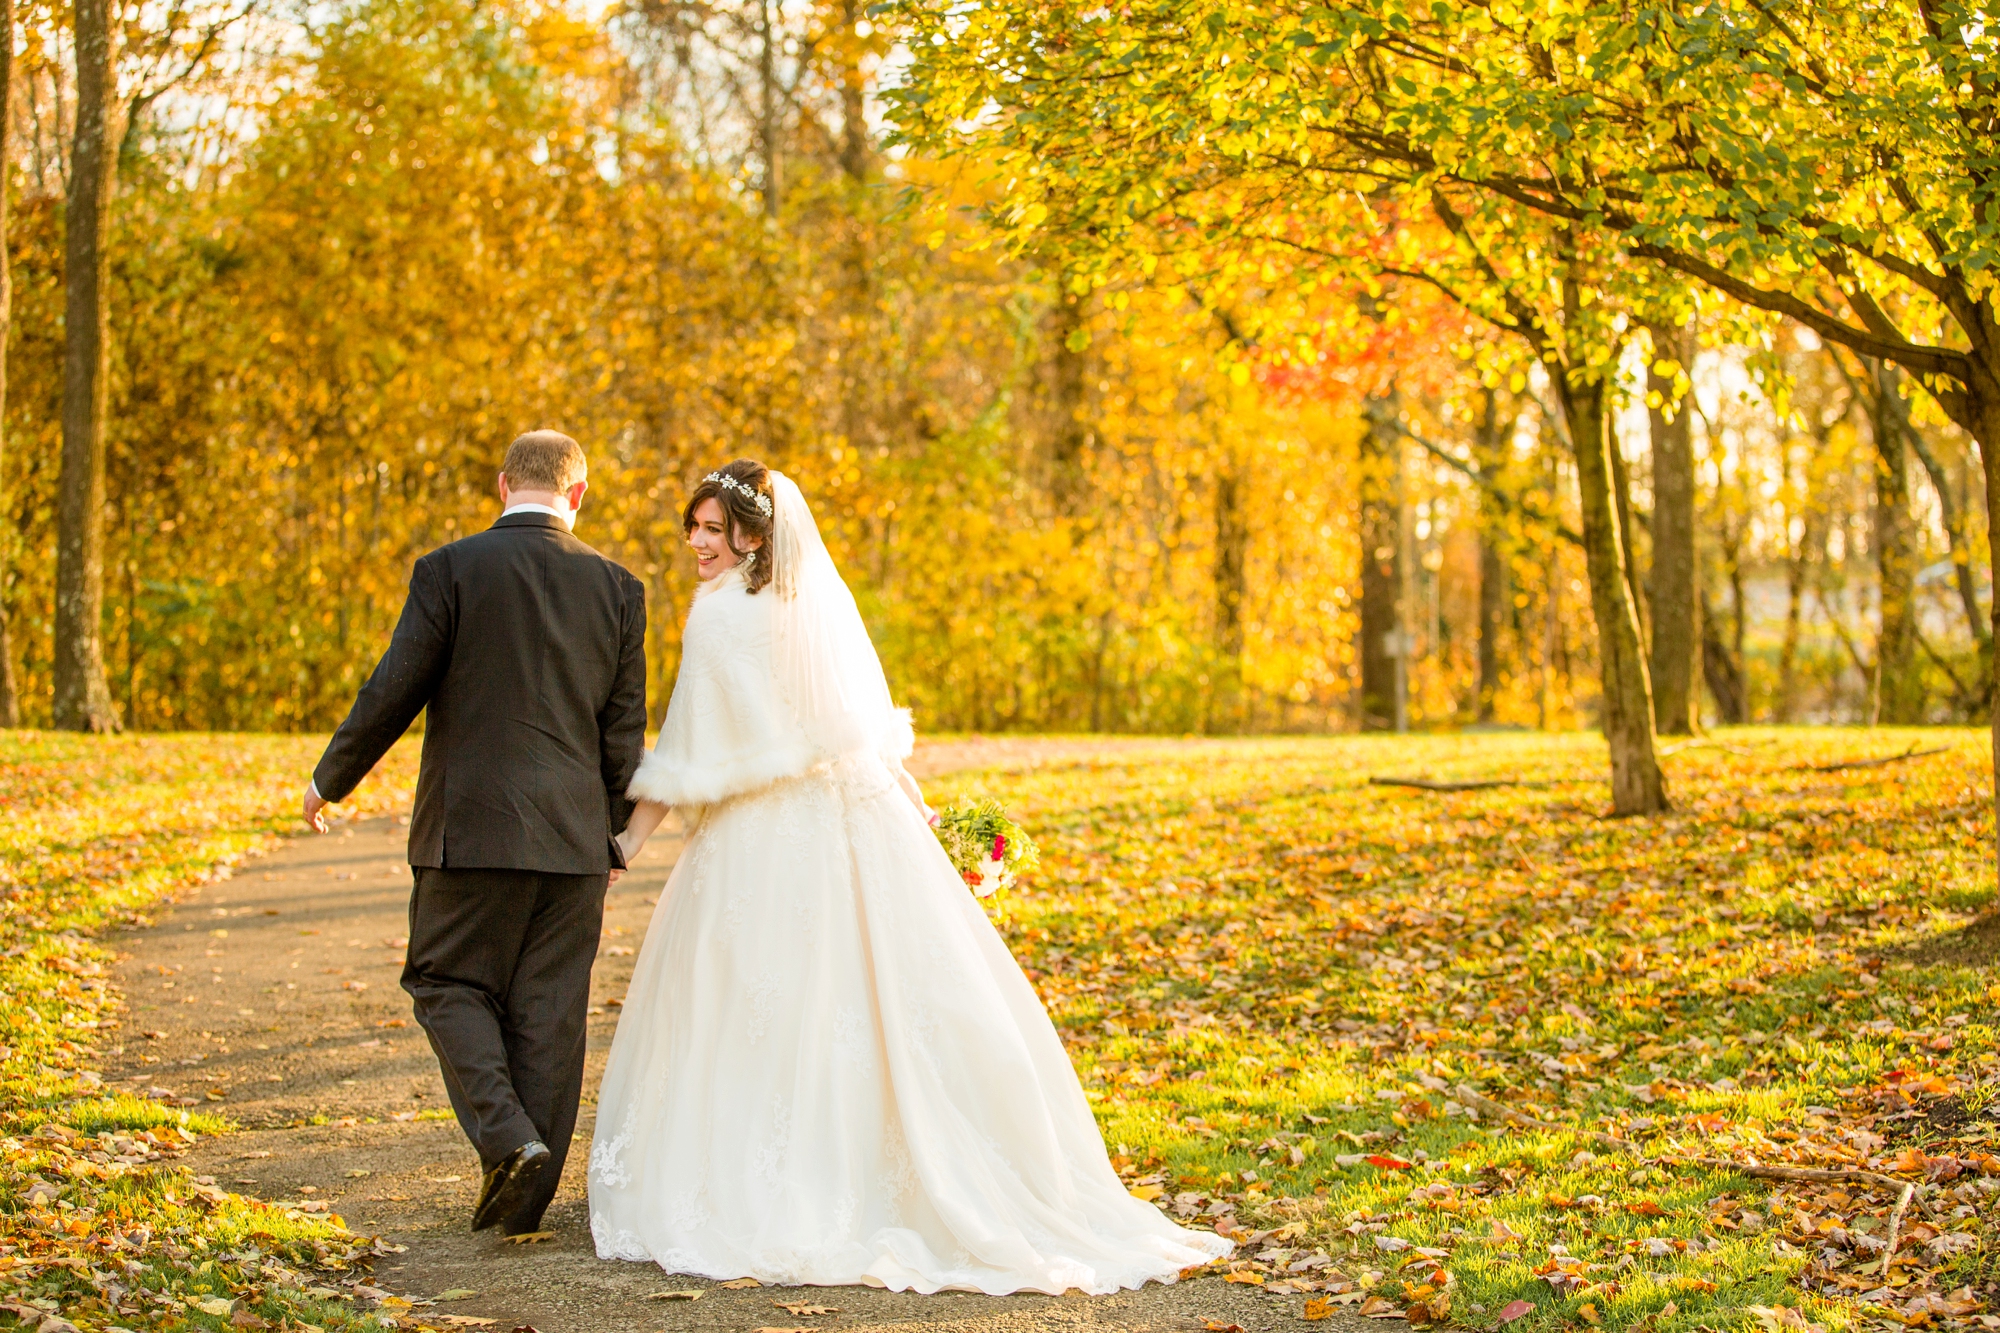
top-left (932, 799), bottom-right (1040, 898)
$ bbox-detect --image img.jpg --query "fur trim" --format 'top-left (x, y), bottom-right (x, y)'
top-left (878, 708), bottom-right (915, 761)
top-left (626, 732), bottom-right (820, 810)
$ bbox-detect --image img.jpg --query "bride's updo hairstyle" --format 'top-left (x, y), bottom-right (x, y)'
top-left (682, 458), bottom-right (777, 593)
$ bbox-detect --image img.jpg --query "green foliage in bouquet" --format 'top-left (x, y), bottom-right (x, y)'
top-left (933, 798), bottom-right (1041, 897)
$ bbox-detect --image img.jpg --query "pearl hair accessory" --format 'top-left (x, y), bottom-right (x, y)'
top-left (706, 472), bottom-right (773, 517)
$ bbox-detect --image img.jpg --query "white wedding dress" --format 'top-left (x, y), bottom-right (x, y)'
top-left (587, 476), bottom-right (1230, 1295)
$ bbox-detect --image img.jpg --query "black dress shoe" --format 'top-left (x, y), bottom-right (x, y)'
top-left (472, 1140), bottom-right (550, 1232)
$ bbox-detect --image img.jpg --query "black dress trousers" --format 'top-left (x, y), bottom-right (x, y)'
top-left (403, 866), bottom-right (607, 1233)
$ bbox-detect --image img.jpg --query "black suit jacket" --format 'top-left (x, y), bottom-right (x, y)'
top-left (313, 512), bottom-right (648, 874)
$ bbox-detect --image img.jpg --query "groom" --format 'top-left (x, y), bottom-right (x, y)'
top-left (302, 430), bottom-right (648, 1236)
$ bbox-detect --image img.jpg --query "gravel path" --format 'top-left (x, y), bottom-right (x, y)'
top-left (100, 738), bottom-right (1346, 1333)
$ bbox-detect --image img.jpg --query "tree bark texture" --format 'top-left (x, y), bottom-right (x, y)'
top-left (0, 0), bottom-right (19, 727)
top-left (1210, 454), bottom-right (1247, 733)
top-left (1871, 362), bottom-right (1923, 723)
top-left (1045, 297), bottom-right (1090, 518)
top-left (1472, 391), bottom-right (1510, 722)
top-left (1553, 369), bottom-right (1666, 813)
top-left (756, 0), bottom-right (782, 216)
top-left (1700, 586), bottom-right (1748, 724)
top-left (1357, 397), bottom-right (1402, 731)
top-left (1477, 532), bottom-right (1505, 722)
top-left (837, 0), bottom-right (870, 183)
top-left (55, 0), bottom-right (121, 733)
top-left (1608, 424), bottom-right (1648, 651)
top-left (1645, 322), bottom-right (1699, 735)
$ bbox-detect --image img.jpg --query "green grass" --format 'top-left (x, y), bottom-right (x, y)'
top-left (7, 725), bottom-right (1995, 1331)
top-left (935, 728), bottom-right (1997, 1331)
top-left (0, 732), bottom-right (418, 1333)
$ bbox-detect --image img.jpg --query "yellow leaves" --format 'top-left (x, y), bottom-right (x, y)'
top-left (1130, 1183), bottom-right (1165, 1201)
top-left (720, 1277), bottom-right (763, 1289)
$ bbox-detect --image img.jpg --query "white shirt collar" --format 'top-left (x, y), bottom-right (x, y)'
top-left (501, 501), bottom-right (574, 530)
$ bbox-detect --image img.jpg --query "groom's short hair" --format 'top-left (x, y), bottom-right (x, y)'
top-left (503, 431), bottom-right (587, 493)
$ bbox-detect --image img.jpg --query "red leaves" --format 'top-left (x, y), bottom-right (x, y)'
top-left (1497, 1299), bottom-right (1535, 1323)
top-left (1365, 1154), bottom-right (1415, 1170)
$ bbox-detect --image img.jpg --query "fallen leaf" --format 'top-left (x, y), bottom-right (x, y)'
top-left (1358, 1295), bottom-right (1405, 1319)
top-left (720, 1277), bottom-right (763, 1289)
top-left (503, 1231), bottom-right (554, 1245)
top-left (1225, 1270), bottom-right (1267, 1285)
top-left (1204, 1323), bottom-right (1246, 1333)
top-left (435, 1319), bottom-right (497, 1329)
top-left (644, 1291), bottom-right (703, 1301)
top-left (1747, 1306), bottom-right (1827, 1333)
top-left (1302, 1296), bottom-right (1334, 1321)
top-left (231, 1311), bottom-right (271, 1331)
top-left (195, 1297), bottom-right (236, 1317)
top-left (436, 1290), bottom-right (478, 1301)
top-left (773, 1302), bottom-right (839, 1316)
top-left (1498, 1300), bottom-right (1535, 1323)
top-left (1130, 1183), bottom-right (1165, 1201)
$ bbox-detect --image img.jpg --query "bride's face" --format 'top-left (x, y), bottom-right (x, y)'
top-left (688, 496), bottom-right (759, 581)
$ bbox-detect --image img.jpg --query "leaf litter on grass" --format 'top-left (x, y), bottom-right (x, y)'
top-left (930, 728), bottom-right (1999, 1332)
top-left (0, 733), bottom-right (421, 1332)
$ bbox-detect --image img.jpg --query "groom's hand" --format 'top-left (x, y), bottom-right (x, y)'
top-left (303, 783), bottom-right (329, 834)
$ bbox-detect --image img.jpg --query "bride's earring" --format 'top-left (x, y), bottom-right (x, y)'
top-left (743, 550), bottom-right (757, 570)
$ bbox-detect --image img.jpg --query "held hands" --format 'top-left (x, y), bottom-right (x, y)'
top-left (303, 783), bottom-right (329, 833)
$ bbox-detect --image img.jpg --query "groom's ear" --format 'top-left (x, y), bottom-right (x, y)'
top-left (565, 478), bottom-right (588, 511)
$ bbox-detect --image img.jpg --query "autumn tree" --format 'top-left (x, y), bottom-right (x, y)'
top-left (902, 0), bottom-right (2000, 837)
top-left (890, 0), bottom-right (1682, 812)
top-left (53, 0), bottom-right (239, 730)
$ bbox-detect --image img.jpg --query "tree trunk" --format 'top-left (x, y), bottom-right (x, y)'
top-left (837, 0), bottom-right (869, 183)
top-left (1871, 362), bottom-right (1923, 722)
top-left (54, 0), bottom-right (121, 733)
top-left (1609, 424), bottom-right (1648, 650)
top-left (1046, 296), bottom-right (1090, 517)
top-left (1358, 396), bottom-right (1403, 731)
top-left (1778, 556), bottom-right (1804, 723)
top-left (1211, 453), bottom-right (1247, 733)
top-left (1700, 585), bottom-right (1748, 723)
top-left (1478, 533), bottom-right (1505, 722)
top-left (757, 0), bottom-right (782, 217)
top-left (1873, 366), bottom-right (1988, 656)
top-left (1473, 390), bottom-right (1510, 722)
top-left (0, 0), bottom-right (19, 728)
top-left (1645, 321), bottom-right (1699, 735)
top-left (1553, 367), bottom-right (1667, 813)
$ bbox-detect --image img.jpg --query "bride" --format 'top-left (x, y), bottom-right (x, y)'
top-left (588, 460), bottom-right (1231, 1295)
